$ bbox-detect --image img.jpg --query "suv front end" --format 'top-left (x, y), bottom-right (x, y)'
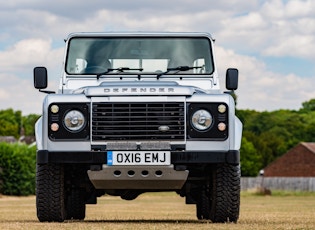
top-left (34, 32), bottom-right (242, 223)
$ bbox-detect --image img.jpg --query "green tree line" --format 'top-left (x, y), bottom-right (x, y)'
top-left (0, 109), bottom-right (39, 138)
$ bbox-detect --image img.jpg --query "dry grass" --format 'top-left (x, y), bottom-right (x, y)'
top-left (0, 192), bottom-right (315, 229)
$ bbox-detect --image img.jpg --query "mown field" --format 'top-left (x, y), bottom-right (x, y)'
top-left (0, 192), bottom-right (314, 230)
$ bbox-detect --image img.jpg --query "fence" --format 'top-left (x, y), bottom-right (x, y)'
top-left (241, 177), bottom-right (315, 192)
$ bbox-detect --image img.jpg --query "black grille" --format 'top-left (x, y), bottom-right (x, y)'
top-left (92, 102), bottom-right (185, 141)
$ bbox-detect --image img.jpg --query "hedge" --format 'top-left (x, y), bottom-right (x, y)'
top-left (0, 142), bottom-right (36, 195)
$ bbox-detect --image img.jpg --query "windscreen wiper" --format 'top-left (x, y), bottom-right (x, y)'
top-left (96, 67), bottom-right (143, 79)
top-left (156, 66), bottom-right (203, 79)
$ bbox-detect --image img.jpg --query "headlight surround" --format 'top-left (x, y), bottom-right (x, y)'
top-left (187, 103), bottom-right (229, 140)
top-left (48, 103), bottom-right (89, 141)
top-left (64, 110), bottom-right (85, 132)
top-left (191, 109), bottom-right (213, 131)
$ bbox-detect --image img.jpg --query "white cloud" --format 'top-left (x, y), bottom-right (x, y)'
top-left (0, 73), bottom-right (47, 115)
top-left (262, 0), bottom-right (315, 19)
top-left (0, 74), bottom-right (59, 115)
top-left (0, 38), bottom-right (64, 73)
top-left (0, 38), bottom-right (62, 114)
top-left (263, 34), bottom-right (315, 58)
top-left (216, 46), bottom-right (315, 111)
top-left (216, 0), bottom-right (315, 61)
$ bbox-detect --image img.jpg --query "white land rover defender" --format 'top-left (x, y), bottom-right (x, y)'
top-left (34, 32), bottom-right (242, 223)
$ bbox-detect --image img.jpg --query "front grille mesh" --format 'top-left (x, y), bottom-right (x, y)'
top-left (92, 102), bottom-right (185, 141)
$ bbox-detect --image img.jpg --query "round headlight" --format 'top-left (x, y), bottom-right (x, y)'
top-left (64, 110), bottom-right (85, 132)
top-left (191, 109), bottom-right (212, 131)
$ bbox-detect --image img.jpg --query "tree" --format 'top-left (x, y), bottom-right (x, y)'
top-left (0, 109), bottom-right (40, 138)
top-left (240, 137), bottom-right (262, 176)
top-left (0, 109), bottom-right (21, 138)
top-left (301, 98), bottom-right (315, 111)
top-left (22, 114), bottom-right (40, 136)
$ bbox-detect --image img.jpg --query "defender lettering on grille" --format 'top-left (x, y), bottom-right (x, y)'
top-left (103, 87), bottom-right (175, 93)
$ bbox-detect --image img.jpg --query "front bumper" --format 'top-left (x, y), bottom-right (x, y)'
top-left (36, 150), bottom-right (240, 165)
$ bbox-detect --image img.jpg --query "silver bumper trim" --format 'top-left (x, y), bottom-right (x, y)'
top-left (87, 164), bottom-right (188, 189)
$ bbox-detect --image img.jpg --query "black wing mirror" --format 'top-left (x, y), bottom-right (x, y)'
top-left (33, 67), bottom-right (55, 94)
top-left (226, 68), bottom-right (238, 90)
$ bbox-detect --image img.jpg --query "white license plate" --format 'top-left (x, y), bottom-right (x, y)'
top-left (107, 151), bottom-right (171, 166)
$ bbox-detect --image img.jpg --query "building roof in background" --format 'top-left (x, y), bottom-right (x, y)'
top-left (263, 142), bottom-right (315, 177)
top-left (302, 142), bottom-right (315, 153)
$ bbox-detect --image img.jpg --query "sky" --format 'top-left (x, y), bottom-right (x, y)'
top-left (0, 0), bottom-right (315, 115)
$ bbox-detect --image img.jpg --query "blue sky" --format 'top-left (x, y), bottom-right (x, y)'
top-left (0, 0), bottom-right (314, 114)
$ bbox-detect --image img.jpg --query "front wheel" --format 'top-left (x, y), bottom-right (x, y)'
top-left (36, 163), bottom-right (66, 222)
top-left (196, 164), bottom-right (240, 223)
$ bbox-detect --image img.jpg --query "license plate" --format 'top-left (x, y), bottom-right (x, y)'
top-left (107, 151), bottom-right (171, 166)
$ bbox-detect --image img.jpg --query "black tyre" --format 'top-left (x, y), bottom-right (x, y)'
top-left (196, 188), bottom-right (210, 220)
top-left (36, 164), bottom-right (66, 222)
top-left (66, 188), bottom-right (86, 220)
top-left (196, 164), bottom-right (240, 223)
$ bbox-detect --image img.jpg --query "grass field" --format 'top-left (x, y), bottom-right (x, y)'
top-left (0, 192), bottom-right (315, 230)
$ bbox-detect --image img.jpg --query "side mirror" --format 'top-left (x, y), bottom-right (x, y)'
top-left (34, 67), bottom-right (48, 89)
top-left (226, 68), bottom-right (238, 90)
top-left (33, 67), bottom-right (55, 94)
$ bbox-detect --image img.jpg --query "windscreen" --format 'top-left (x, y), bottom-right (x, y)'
top-left (66, 37), bottom-right (214, 75)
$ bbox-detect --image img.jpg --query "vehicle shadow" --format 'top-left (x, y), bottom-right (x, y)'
top-left (83, 219), bottom-right (209, 224)
top-left (2, 219), bottom-right (208, 224)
